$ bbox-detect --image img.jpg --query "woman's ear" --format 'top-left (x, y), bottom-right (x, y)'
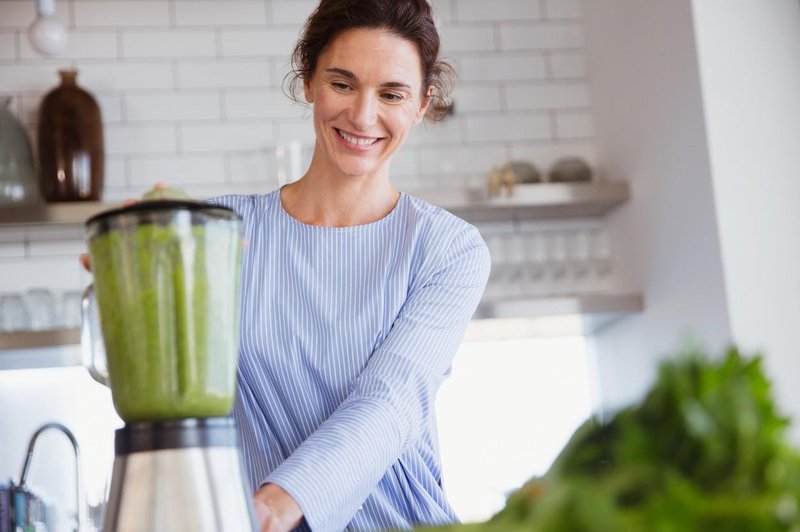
top-left (414, 86), bottom-right (434, 124)
top-left (304, 77), bottom-right (314, 104)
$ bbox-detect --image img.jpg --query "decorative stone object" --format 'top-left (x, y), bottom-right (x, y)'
top-left (488, 161), bottom-right (541, 197)
top-left (548, 156), bottom-right (593, 183)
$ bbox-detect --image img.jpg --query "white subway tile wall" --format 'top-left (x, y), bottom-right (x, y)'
top-left (121, 30), bottom-right (218, 59)
top-left (0, 0), bottom-right (596, 296)
top-left (173, 1), bottom-right (268, 27)
top-left (549, 51), bottom-right (588, 79)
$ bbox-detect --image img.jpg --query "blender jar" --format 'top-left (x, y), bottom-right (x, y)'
top-left (83, 200), bottom-right (243, 422)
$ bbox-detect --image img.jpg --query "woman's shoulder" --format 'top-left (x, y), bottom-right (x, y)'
top-left (400, 193), bottom-right (490, 288)
top-left (400, 193), bottom-right (489, 271)
top-left (402, 193), bottom-right (483, 245)
top-left (206, 189), bottom-right (280, 220)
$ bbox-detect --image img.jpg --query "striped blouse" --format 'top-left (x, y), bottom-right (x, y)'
top-left (209, 190), bottom-right (490, 531)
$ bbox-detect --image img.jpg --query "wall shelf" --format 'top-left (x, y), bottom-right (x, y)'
top-left (0, 329), bottom-right (82, 371)
top-left (412, 181), bottom-right (630, 222)
top-left (0, 182), bottom-right (629, 228)
top-left (0, 292), bottom-right (644, 369)
top-left (0, 328), bottom-right (81, 350)
top-left (0, 181), bottom-right (640, 369)
top-left (0, 201), bottom-right (123, 227)
top-left (466, 293), bottom-right (644, 340)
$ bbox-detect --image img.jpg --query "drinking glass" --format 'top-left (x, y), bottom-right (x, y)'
top-left (504, 234), bottom-right (527, 295)
top-left (25, 288), bottom-right (57, 331)
top-left (547, 232), bottom-right (569, 278)
top-left (523, 232), bottom-right (548, 293)
top-left (567, 229), bottom-right (592, 279)
top-left (589, 229), bottom-right (612, 276)
top-left (0, 293), bottom-right (30, 331)
top-left (61, 290), bottom-right (83, 329)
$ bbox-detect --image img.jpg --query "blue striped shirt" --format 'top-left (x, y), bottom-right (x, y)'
top-left (209, 190), bottom-right (490, 531)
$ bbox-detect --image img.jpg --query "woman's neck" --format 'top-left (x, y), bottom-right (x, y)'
top-left (279, 171), bottom-right (400, 227)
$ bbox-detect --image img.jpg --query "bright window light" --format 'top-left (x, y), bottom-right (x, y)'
top-left (436, 335), bottom-right (595, 523)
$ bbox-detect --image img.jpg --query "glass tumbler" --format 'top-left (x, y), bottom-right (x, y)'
top-left (25, 288), bottom-right (57, 331)
top-left (61, 290), bottom-right (83, 329)
top-left (0, 293), bottom-right (30, 332)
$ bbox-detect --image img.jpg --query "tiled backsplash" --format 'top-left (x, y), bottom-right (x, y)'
top-left (0, 0), bottom-right (598, 297)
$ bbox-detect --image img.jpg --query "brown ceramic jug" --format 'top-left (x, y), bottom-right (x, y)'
top-left (38, 69), bottom-right (104, 201)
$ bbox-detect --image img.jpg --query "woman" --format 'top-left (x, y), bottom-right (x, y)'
top-left (214, 1), bottom-right (490, 530)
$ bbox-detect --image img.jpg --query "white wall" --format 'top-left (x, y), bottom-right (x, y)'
top-left (586, 0), bottom-right (800, 430)
top-left (691, 0), bottom-right (800, 434)
top-left (584, 0), bottom-right (732, 410)
top-left (0, 0), bottom-right (598, 294)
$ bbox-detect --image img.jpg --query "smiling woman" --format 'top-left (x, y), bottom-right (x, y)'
top-left (299, 29), bottom-right (429, 189)
top-left (204, 1), bottom-right (491, 532)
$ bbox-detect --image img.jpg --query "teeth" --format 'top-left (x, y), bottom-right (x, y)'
top-left (339, 129), bottom-right (378, 146)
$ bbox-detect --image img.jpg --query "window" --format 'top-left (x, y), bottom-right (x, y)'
top-left (436, 335), bottom-right (595, 523)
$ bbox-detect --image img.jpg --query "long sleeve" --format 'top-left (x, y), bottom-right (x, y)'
top-left (265, 225), bottom-right (490, 531)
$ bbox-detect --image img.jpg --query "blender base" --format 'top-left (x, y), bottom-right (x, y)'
top-left (104, 417), bottom-right (257, 532)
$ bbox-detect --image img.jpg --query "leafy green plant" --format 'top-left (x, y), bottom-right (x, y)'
top-left (418, 347), bottom-right (800, 532)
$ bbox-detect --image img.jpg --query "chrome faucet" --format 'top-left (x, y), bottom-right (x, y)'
top-left (17, 422), bottom-right (86, 532)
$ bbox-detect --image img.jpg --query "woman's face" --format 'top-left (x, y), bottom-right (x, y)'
top-left (304, 27), bottom-right (430, 182)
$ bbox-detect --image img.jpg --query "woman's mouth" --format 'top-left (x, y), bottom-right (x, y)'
top-left (336, 128), bottom-right (382, 148)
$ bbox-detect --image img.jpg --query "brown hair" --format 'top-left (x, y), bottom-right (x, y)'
top-left (285, 0), bottom-right (456, 121)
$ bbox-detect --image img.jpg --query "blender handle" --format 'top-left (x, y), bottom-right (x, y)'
top-left (81, 284), bottom-right (109, 387)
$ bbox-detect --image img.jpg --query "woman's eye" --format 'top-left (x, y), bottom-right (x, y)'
top-left (332, 82), bottom-right (350, 91)
top-left (382, 93), bottom-right (404, 102)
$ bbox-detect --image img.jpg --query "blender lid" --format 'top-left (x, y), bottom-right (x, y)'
top-left (86, 199), bottom-right (239, 227)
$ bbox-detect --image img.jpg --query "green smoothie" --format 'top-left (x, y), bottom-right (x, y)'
top-left (88, 212), bottom-right (242, 422)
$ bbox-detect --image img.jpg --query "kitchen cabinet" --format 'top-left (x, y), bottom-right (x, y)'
top-left (0, 181), bottom-right (642, 368)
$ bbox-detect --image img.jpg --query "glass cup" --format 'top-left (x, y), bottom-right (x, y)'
top-left (60, 290), bottom-right (83, 329)
top-left (523, 232), bottom-right (548, 294)
top-left (25, 288), bottom-right (57, 331)
top-left (567, 229), bottom-right (592, 279)
top-left (589, 228), bottom-right (612, 276)
top-left (0, 293), bottom-right (30, 332)
top-left (504, 234), bottom-right (527, 296)
top-left (546, 231), bottom-right (569, 288)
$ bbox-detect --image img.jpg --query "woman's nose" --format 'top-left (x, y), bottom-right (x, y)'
top-left (350, 93), bottom-right (378, 131)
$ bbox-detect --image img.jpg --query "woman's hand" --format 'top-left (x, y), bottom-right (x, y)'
top-left (253, 483), bottom-right (303, 532)
top-left (79, 183), bottom-right (170, 272)
top-left (80, 253), bottom-right (92, 272)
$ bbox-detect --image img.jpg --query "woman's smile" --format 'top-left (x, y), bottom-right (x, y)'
top-left (335, 128), bottom-right (384, 150)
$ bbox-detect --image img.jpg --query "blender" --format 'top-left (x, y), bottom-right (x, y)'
top-left (81, 198), bottom-right (257, 531)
